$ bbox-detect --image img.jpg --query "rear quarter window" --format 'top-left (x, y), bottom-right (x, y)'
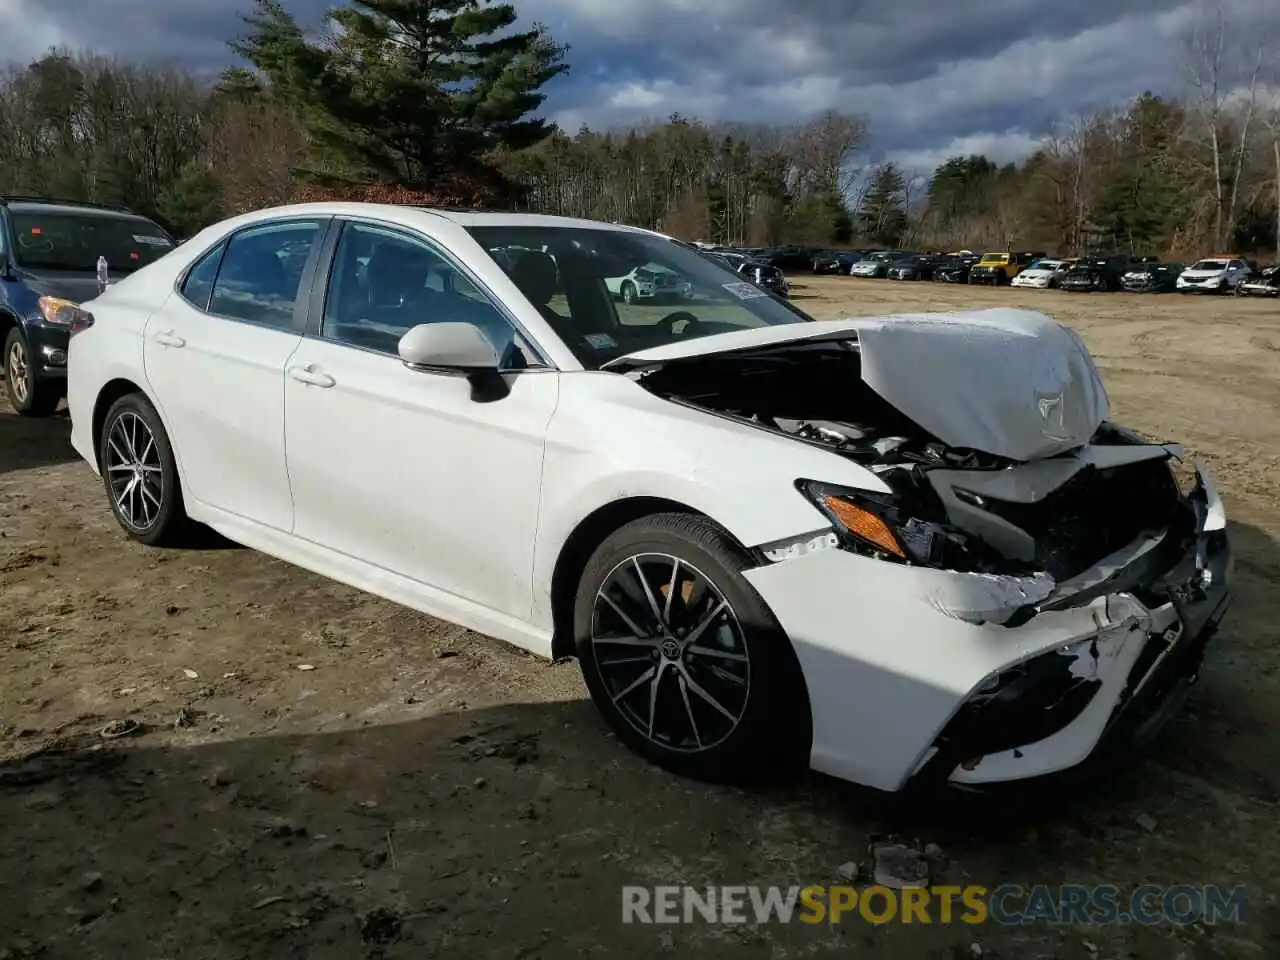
top-left (180, 243), bottom-right (225, 311)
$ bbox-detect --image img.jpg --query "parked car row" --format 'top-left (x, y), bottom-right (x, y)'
top-left (834, 247), bottom-right (1279, 295)
top-left (687, 239), bottom-right (1280, 299)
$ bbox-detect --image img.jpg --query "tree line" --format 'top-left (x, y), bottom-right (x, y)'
top-left (1, 0), bottom-right (1276, 258)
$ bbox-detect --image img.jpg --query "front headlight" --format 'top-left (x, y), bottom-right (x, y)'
top-left (797, 480), bottom-right (985, 568)
top-left (37, 296), bottom-right (81, 325)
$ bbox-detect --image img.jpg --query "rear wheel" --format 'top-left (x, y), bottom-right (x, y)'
top-left (574, 513), bottom-right (808, 783)
top-left (98, 393), bottom-right (192, 546)
top-left (4, 328), bottom-right (61, 417)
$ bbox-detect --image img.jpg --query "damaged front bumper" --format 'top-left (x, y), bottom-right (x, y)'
top-left (742, 463), bottom-right (1231, 793)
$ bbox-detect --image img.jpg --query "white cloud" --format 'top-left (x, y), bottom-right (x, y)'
top-left (607, 83), bottom-right (667, 110)
top-left (887, 132), bottom-right (1047, 176)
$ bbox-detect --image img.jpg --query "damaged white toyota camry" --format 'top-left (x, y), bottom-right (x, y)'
top-left (65, 204), bottom-right (1232, 793)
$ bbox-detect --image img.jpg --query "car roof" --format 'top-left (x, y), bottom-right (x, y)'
top-left (175, 203), bottom-right (661, 249)
top-left (5, 201), bottom-right (156, 221)
top-left (229, 202), bottom-right (653, 233)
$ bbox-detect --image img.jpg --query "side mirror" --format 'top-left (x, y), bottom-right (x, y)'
top-left (398, 322), bottom-right (499, 370)
top-left (397, 322), bottom-right (508, 402)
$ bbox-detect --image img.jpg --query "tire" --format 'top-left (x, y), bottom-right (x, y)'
top-left (98, 392), bottom-right (192, 546)
top-left (621, 281), bottom-right (637, 305)
top-left (4, 328), bottom-right (61, 417)
top-left (573, 512), bottom-right (809, 783)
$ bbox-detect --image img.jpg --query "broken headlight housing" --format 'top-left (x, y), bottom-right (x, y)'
top-left (797, 479), bottom-right (986, 569)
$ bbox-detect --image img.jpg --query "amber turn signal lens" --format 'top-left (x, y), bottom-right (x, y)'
top-left (821, 495), bottom-right (906, 558)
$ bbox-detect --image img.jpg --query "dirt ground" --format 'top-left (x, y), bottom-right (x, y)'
top-left (2, 279), bottom-right (1278, 959)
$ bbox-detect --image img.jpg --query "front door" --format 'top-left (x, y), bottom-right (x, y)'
top-left (283, 219), bottom-right (558, 621)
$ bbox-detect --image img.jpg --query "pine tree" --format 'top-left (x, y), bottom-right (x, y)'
top-left (856, 162), bottom-right (908, 246)
top-left (231, 0), bottom-right (568, 199)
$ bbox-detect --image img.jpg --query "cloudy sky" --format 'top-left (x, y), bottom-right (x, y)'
top-left (2, 0), bottom-right (1277, 174)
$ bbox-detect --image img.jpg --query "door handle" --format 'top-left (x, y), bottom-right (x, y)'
top-left (288, 363), bottom-right (335, 388)
top-left (152, 330), bottom-right (185, 348)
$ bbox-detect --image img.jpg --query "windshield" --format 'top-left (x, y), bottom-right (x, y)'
top-left (979, 254), bottom-right (1007, 263)
top-left (9, 211), bottom-right (174, 273)
top-left (467, 225), bottom-right (810, 369)
top-left (1191, 260), bottom-right (1227, 270)
top-left (1028, 259), bottom-right (1060, 270)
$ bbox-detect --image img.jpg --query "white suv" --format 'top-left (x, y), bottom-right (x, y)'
top-left (1176, 257), bottom-right (1251, 293)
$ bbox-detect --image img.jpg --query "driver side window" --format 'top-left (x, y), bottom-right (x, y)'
top-left (323, 221), bottom-right (524, 362)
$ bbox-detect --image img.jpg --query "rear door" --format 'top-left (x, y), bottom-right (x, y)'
top-left (143, 217), bottom-right (330, 531)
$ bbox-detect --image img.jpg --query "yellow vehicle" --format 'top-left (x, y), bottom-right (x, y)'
top-left (968, 250), bottom-right (1045, 285)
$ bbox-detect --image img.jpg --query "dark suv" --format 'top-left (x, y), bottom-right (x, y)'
top-left (1059, 254), bottom-right (1146, 292)
top-left (0, 196), bottom-right (175, 415)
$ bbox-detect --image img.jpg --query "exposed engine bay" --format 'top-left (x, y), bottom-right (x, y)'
top-left (636, 339), bottom-right (1193, 585)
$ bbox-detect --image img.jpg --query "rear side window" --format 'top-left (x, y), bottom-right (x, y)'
top-left (180, 243), bottom-right (224, 311)
top-left (208, 220), bottom-right (321, 330)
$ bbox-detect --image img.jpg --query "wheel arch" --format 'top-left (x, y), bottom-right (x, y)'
top-left (91, 378), bottom-right (183, 487)
top-left (0, 306), bottom-right (19, 342)
top-left (549, 496), bottom-right (703, 660)
top-left (553, 499), bottom-right (815, 770)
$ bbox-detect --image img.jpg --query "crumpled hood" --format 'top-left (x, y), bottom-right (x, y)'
top-left (605, 309), bottom-right (1110, 462)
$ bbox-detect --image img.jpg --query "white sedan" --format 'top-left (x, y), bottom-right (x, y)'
top-left (1010, 258), bottom-right (1070, 288)
top-left (65, 203), bottom-right (1232, 792)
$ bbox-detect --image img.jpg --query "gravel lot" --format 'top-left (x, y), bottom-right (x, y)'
top-left (2, 278), bottom-right (1278, 958)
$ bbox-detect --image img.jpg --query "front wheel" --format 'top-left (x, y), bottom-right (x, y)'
top-left (574, 513), bottom-right (809, 783)
top-left (98, 393), bottom-right (192, 546)
top-left (621, 281), bottom-right (638, 305)
top-left (4, 328), bottom-right (61, 417)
